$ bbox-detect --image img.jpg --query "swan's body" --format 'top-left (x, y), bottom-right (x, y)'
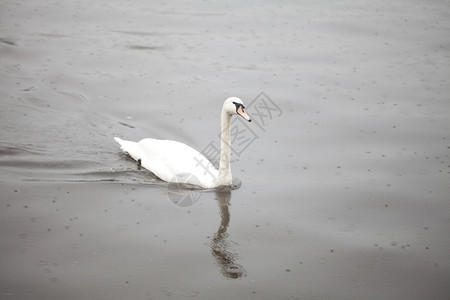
top-left (114, 97), bottom-right (251, 189)
top-left (114, 137), bottom-right (219, 188)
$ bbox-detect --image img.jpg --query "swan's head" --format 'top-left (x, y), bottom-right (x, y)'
top-left (224, 97), bottom-right (251, 122)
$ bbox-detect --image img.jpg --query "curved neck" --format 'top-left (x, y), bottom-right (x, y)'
top-left (216, 109), bottom-right (232, 187)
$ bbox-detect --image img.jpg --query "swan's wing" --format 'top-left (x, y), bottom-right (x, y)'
top-left (116, 137), bottom-right (218, 187)
top-left (138, 138), bottom-right (219, 185)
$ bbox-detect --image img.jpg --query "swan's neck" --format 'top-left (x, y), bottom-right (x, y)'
top-left (216, 109), bottom-right (232, 187)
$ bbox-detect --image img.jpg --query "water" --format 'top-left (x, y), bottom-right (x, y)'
top-left (1, 0), bottom-right (450, 299)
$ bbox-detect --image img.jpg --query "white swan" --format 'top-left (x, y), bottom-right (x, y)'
top-left (114, 97), bottom-right (251, 189)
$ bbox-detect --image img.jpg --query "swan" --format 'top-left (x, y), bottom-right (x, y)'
top-left (114, 97), bottom-right (251, 189)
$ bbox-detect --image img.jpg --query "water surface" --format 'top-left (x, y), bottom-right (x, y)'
top-left (1, 0), bottom-right (449, 299)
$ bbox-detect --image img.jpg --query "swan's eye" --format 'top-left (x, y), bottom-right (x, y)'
top-left (233, 102), bottom-right (245, 112)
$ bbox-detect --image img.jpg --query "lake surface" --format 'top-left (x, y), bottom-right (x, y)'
top-left (1, 0), bottom-right (449, 299)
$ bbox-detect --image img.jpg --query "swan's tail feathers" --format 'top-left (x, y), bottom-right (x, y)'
top-left (114, 137), bottom-right (123, 146)
top-left (114, 137), bottom-right (129, 151)
top-left (113, 137), bottom-right (144, 162)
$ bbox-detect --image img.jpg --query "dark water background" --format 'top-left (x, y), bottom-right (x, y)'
top-left (1, 1), bottom-right (449, 299)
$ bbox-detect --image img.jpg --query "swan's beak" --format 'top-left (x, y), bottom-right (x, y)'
top-left (237, 106), bottom-right (251, 122)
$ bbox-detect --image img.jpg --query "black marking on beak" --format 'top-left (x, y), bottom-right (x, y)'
top-left (232, 101), bottom-right (245, 112)
top-left (233, 102), bottom-right (245, 113)
top-left (233, 101), bottom-right (251, 122)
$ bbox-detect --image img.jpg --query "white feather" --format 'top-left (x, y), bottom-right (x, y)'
top-left (114, 97), bottom-right (251, 189)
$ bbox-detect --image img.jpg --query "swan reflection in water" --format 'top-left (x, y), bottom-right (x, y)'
top-left (211, 191), bottom-right (246, 279)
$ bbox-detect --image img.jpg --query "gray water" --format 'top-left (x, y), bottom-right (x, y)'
top-left (1, 1), bottom-right (450, 299)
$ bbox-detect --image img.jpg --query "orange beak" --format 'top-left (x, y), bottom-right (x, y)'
top-left (237, 105), bottom-right (251, 122)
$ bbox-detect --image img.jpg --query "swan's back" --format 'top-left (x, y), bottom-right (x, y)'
top-left (115, 137), bottom-right (218, 188)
